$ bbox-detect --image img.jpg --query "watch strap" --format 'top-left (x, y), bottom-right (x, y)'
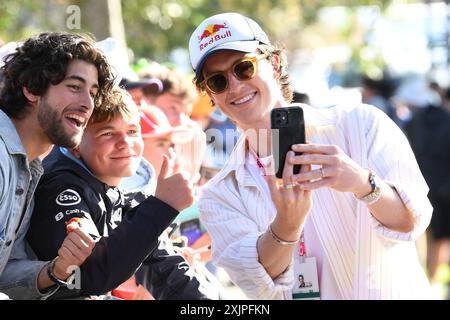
top-left (47, 258), bottom-right (71, 287)
top-left (355, 170), bottom-right (381, 205)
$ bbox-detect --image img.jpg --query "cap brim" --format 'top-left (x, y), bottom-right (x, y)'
top-left (120, 78), bottom-right (163, 91)
top-left (195, 40), bottom-right (260, 79)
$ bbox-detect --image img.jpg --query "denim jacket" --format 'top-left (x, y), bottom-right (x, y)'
top-left (0, 110), bottom-right (50, 299)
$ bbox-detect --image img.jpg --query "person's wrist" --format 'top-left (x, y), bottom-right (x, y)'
top-left (354, 169), bottom-right (382, 205)
top-left (353, 168), bottom-right (372, 198)
top-left (52, 257), bottom-right (70, 280)
top-left (47, 258), bottom-right (71, 287)
top-left (270, 219), bottom-right (302, 243)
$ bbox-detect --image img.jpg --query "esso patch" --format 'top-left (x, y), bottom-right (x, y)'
top-left (56, 189), bottom-right (81, 206)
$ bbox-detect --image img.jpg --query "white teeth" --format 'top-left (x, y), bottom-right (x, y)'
top-left (233, 93), bottom-right (255, 105)
top-left (66, 114), bottom-right (85, 126)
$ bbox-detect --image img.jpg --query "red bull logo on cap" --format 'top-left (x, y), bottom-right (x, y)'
top-left (198, 23), bottom-right (232, 51)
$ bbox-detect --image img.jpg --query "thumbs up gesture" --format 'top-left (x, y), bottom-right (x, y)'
top-left (155, 155), bottom-right (194, 212)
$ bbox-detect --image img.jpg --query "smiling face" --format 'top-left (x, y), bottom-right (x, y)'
top-left (76, 106), bottom-right (143, 186)
top-left (202, 50), bottom-right (282, 131)
top-left (37, 59), bottom-right (99, 148)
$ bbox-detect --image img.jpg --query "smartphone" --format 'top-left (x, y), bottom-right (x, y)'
top-left (179, 218), bottom-right (203, 245)
top-left (270, 106), bottom-right (305, 179)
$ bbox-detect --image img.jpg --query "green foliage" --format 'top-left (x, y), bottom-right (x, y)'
top-left (0, 0), bottom-right (44, 42)
top-left (0, 0), bottom-right (402, 66)
top-left (121, 0), bottom-right (396, 61)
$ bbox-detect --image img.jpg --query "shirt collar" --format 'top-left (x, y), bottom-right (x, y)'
top-left (59, 146), bottom-right (95, 176)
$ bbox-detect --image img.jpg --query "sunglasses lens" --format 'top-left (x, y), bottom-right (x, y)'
top-left (234, 60), bottom-right (255, 81)
top-left (207, 74), bottom-right (227, 93)
top-left (204, 57), bottom-right (258, 93)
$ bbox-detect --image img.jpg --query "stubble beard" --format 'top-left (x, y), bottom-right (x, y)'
top-left (37, 100), bottom-right (83, 148)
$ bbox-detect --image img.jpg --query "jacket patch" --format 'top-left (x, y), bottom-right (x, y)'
top-left (56, 189), bottom-right (81, 206)
top-left (54, 208), bottom-right (85, 222)
top-left (55, 212), bottom-right (64, 221)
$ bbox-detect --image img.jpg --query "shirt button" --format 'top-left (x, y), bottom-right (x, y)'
top-left (16, 188), bottom-right (24, 195)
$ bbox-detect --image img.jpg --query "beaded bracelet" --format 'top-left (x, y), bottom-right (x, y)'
top-left (268, 224), bottom-right (300, 246)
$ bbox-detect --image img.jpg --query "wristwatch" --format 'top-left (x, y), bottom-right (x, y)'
top-left (355, 170), bottom-right (381, 205)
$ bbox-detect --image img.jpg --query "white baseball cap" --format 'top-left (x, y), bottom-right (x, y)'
top-left (189, 12), bottom-right (271, 78)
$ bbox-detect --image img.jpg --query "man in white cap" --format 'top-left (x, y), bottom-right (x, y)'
top-left (190, 12), bottom-right (432, 299)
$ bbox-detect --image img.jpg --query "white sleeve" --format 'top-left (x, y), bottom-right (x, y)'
top-left (199, 183), bottom-right (293, 300)
top-left (362, 105), bottom-right (432, 241)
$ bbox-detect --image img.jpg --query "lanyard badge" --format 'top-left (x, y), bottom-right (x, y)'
top-left (292, 232), bottom-right (320, 300)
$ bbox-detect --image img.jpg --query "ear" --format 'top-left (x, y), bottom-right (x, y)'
top-left (207, 93), bottom-right (218, 107)
top-left (206, 96), bottom-right (215, 108)
top-left (22, 87), bottom-right (39, 104)
top-left (69, 148), bottom-right (81, 159)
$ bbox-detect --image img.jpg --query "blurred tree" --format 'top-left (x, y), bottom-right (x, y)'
top-left (121, 0), bottom-right (394, 60)
top-left (0, 0), bottom-right (402, 64)
top-left (75, 0), bottom-right (126, 46)
top-left (0, 0), bottom-right (126, 44)
top-left (0, 0), bottom-right (50, 41)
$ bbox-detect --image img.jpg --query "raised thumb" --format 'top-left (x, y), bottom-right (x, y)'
top-left (158, 155), bottom-right (170, 181)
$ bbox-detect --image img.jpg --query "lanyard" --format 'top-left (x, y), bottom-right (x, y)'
top-left (247, 144), bottom-right (269, 176)
top-left (299, 232), bottom-right (306, 257)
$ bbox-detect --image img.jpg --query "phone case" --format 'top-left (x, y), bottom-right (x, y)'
top-left (271, 106), bottom-right (305, 179)
top-left (180, 219), bottom-right (203, 245)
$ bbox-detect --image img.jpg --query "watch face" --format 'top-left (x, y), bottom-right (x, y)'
top-left (373, 174), bottom-right (381, 191)
top-left (357, 171), bottom-right (381, 205)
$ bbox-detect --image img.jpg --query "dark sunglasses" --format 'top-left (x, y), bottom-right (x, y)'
top-left (201, 54), bottom-right (268, 94)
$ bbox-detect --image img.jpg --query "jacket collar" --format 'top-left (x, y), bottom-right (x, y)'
top-left (59, 147), bottom-right (94, 176)
top-left (42, 146), bottom-right (107, 194)
top-left (0, 109), bottom-right (27, 156)
top-left (212, 104), bottom-right (335, 187)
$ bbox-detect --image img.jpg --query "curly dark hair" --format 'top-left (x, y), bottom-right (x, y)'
top-left (0, 32), bottom-right (115, 119)
top-left (193, 43), bottom-right (293, 104)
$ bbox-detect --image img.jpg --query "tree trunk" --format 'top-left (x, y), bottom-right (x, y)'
top-left (81, 0), bottom-right (126, 47)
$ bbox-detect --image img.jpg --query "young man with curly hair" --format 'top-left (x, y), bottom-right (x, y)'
top-left (0, 32), bottom-right (114, 299)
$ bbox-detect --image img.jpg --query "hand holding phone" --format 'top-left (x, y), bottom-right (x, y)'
top-left (271, 106), bottom-right (305, 179)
